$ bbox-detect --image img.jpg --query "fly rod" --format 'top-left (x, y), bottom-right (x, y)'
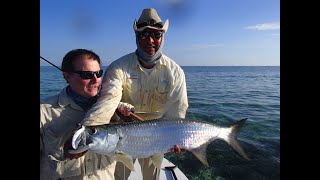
top-left (40, 56), bottom-right (62, 71)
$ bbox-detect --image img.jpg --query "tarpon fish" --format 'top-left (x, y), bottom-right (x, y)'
top-left (70, 118), bottom-right (249, 171)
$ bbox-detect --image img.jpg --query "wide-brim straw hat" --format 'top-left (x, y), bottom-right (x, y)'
top-left (133, 8), bottom-right (169, 32)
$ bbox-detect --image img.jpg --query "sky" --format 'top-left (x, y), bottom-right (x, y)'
top-left (40, 0), bottom-right (280, 66)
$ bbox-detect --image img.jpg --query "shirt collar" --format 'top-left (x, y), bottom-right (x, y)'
top-left (134, 53), bottom-right (165, 70)
top-left (58, 87), bottom-right (83, 111)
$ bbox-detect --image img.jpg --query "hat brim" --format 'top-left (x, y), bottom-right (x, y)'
top-left (133, 19), bottom-right (169, 32)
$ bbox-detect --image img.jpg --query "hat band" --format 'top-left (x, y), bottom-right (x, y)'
top-left (136, 21), bottom-right (163, 29)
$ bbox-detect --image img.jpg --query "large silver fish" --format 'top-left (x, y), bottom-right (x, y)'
top-left (70, 118), bottom-right (249, 171)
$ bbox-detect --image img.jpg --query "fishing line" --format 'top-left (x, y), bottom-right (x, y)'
top-left (40, 56), bottom-right (63, 71)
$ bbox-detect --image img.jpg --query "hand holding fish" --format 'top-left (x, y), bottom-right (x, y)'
top-left (64, 136), bottom-right (87, 159)
top-left (164, 144), bottom-right (186, 156)
top-left (170, 144), bottom-right (187, 154)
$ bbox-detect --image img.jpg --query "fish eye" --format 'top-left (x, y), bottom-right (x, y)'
top-left (91, 128), bottom-right (97, 134)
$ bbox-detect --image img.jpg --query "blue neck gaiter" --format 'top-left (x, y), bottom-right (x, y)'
top-left (66, 86), bottom-right (98, 111)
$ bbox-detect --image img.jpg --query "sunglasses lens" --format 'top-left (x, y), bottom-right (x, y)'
top-left (153, 32), bottom-right (162, 39)
top-left (96, 70), bottom-right (103, 78)
top-left (139, 32), bottom-right (162, 40)
top-left (80, 72), bottom-right (93, 79)
top-left (139, 32), bottom-right (148, 39)
top-left (74, 70), bottom-right (103, 79)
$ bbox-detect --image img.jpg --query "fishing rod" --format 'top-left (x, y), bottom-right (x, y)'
top-left (40, 56), bottom-right (63, 71)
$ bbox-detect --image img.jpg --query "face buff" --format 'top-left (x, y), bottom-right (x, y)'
top-left (66, 85), bottom-right (98, 111)
top-left (135, 34), bottom-right (165, 66)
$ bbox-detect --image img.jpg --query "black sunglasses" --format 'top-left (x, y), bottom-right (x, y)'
top-left (137, 31), bottom-right (163, 40)
top-left (72, 70), bottom-right (103, 79)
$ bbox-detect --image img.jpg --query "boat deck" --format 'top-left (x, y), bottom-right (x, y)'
top-left (128, 158), bottom-right (188, 180)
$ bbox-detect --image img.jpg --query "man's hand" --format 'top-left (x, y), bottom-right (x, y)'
top-left (166, 144), bottom-right (186, 155)
top-left (63, 137), bottom-right (87, 160)
top-left (117, 102), bottom-right (134, 116)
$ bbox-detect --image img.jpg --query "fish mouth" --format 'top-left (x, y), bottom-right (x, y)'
top-left (72, 125), bottom-right (86, 149)
top-left (69, 125), bottom-right (91, 154)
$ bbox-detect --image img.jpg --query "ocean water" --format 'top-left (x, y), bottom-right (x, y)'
top-left (40, 66), bottom-right (280, 180)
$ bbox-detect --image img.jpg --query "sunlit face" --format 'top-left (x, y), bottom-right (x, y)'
top-left (137, 28), bottom-right (163, 55)
top-left (63, 57), bottom-right (102, 98)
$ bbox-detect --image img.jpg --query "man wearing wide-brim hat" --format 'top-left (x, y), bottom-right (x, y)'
top-left (80, 7), bottom-right (189, 180)
top-left (133, 8), bottom-right (169, 68)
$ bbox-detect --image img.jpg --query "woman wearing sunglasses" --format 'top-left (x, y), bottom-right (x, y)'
top-left (40, 49), bottom-right (117, 180)
top-left (80, 8), bottom-right (189, 180)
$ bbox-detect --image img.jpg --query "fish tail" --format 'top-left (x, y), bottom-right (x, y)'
top-left (222, 118), bottom-right (250, 160)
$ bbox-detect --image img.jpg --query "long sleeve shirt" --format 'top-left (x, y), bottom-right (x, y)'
top-left (81, 52), bottom-right (188, 126)
top-left (40, 87), bottom-right (116, 180)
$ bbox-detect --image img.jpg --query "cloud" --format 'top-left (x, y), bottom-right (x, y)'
top-left (245, 23), bottom-right (280, 31)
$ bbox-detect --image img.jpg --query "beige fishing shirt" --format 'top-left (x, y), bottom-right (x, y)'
top-left (82, 53), bottom-right (189, 126)
top-left (40, 87), bottom-right (116, 180)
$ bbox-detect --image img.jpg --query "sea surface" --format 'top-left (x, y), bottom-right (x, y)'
top-left (40, 66), bottom-right (280, 180)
